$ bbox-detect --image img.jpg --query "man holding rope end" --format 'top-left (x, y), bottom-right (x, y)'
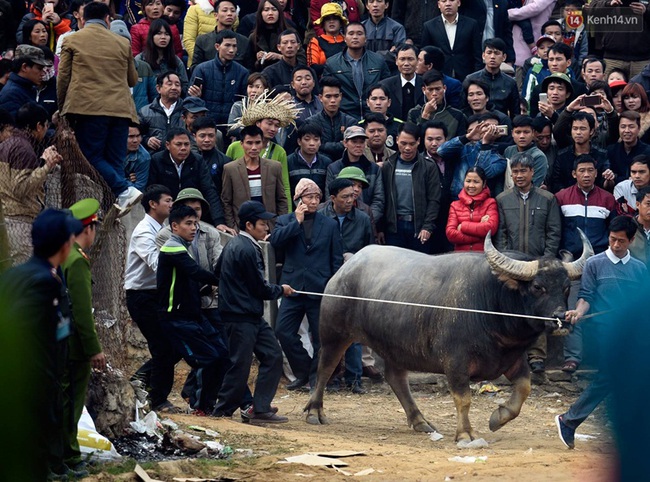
top-left (555, 215), bottom-right (647, 450)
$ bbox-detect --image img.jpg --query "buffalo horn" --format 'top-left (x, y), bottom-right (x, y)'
top-left (562, 228), bottom-right (594, 280)
top-left (484, 231), bottom-right (539, 281)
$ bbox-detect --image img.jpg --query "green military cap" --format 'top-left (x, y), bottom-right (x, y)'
top-left (69, 198), bottom-right (100, 227)
top-left (337, 166), bottom-right (369, 188)
top-left (174, 188), bottom-right (207, 204)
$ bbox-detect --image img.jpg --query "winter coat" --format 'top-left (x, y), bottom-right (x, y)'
top-left (307, 34), bottom-right (345, 67)
top-left (58, 22), bottom-right (138, 122)
top-left (446, 187), bottom-right (499, 251)
top-left (382, 153), bottom-right (441, 235)
top-left (0, 129), bottom-right (53, 219)
top-left (555, 184), bottom-right (617, 258)
top-left (147, 150), bottom-right (226, 225)
top-left (327, 151), bottom-right (385, 223)
top-left (495, 186), bottom-right (561, 257)
top-left (132, 59), bottom-right (157, 111)
top-left (323, 48), bottom-right (391, 119)
top-left (137, 97), bottom-right (185, 152)
top-left (183, 0), bottom-right (216, 66)
top-left (305, 109), bottom-right (356, 161)
top-left (135, 52), bottom-right (188, 94)
top-left (189, 56), bottom-right (248, 125)
top-left (508, 0), bottom-right (556, 67)
top-left (130, 18), bottom-right (183, 58)
top-left (0, 73), bottom-right (37, 118)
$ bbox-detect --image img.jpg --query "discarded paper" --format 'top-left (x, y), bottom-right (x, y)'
top-left (135, 464), bottom-right (164, 482)
top-left (448, 456), bottom-right (488, 464)
top-left (429, 431), bottom-right (444, 441)
top-left (311, 450), bottom-right (366, 457)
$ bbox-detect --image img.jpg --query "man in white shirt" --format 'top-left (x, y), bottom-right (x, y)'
top-left (124, 184), bottom-right (181, 412)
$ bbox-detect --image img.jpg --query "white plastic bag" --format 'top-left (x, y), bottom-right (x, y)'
top-left (78, 407), bottom-right (122, 461)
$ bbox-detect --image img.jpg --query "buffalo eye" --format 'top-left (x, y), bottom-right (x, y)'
top-left (532, 283), bottom-right (545, 294)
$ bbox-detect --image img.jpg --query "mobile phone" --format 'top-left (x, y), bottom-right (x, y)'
top-left (581, 95), bottom-right (601, 107)
top-left (496, 125), bottom-right (508, 136)
top-left (193, 77), bottom-right (203, 88)
top-left (539, 93), bottom-right (548, 104)
top-left (43, 2), bottom-right (54, 14)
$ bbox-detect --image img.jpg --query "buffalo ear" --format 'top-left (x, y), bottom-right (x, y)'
top-left (493, 271), bottom-right (520, 290)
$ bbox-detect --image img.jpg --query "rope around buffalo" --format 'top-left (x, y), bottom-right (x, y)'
top-left (293, 290), bottom-right (609, 325)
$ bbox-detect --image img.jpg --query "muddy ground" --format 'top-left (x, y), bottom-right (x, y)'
top-left (84, 364), bottom-right (617, 482)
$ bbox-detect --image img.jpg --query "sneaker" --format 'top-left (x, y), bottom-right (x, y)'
top-left (529, 361), bottom-right (545, 374)
top-left (241, 404), bottom-right (279, 422)
top-left (247, 411), bottom-right (288, 424)
top-left (114, 186), bottom-right (143, 216)
top-left (555, 415), bottom-right (575, 449)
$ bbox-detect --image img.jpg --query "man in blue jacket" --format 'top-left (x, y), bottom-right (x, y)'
top-left (270, 178), bottom-right (344, 391)
top-left (0, 45), bottom-right (50, 118)
top-left (188, 29), bottom-right (247, 129)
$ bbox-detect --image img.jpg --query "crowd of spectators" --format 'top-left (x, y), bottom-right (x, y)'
top-left (1, 0), bottom-right (650, 472)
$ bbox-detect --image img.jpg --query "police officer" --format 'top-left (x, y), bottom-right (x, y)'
top-left (0, 209), bottom-right (81, 482)
top-left (61, 198), bottom-right (106, 472)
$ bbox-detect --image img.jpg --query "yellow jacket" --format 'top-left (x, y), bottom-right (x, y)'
top-left (183, 0), bottom-right (217, 66)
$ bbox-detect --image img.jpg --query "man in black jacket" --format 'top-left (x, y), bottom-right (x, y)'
top-left (158, 204), bottom-right (226, 413)
top-left (381, 122), bottom-right (441, 252)
top-left (214, 201), bottom-right (294, 422)
top-left (138, 72), bottom-right (184, 153)
top-left (148, 128), bottom-right (230, 231)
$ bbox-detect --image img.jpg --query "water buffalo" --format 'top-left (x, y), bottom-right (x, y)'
top-left (305, 231), bottom-right (593, 441)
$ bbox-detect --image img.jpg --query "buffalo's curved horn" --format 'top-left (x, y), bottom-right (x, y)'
top-left (562, 228), bottom-right (594, 280)
top-left (484, 231), bottom-right (539, 281)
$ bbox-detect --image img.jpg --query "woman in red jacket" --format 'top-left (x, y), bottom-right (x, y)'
top-left (130, 0), bottom-right (182, 58)
top-left (17, 0), bottom-right (72, 50)
top-left (446, 166), bottom-right (499, 252)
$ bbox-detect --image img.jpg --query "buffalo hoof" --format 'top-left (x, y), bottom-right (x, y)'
top-left (455, 431), bottom-right (475, 443)
top-left (306, 413), bottom-right (329, 425)
top-left (489, 406), bottom-right (514, 432)
top-left (413, 421), bottom-right (437, 433)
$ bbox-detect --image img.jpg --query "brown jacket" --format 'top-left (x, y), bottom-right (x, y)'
top-left (221, 157), bottom-right (288, 229)
top-left (57, 22), bottom-right (138, 121)
top-left (0, 130), bottom-right (52, 219)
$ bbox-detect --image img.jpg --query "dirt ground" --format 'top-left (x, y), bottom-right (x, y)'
top-left (85, 365), bottom-right (618, 482)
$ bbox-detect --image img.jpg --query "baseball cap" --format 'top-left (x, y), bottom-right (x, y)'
top-left (343, 125), bottom-right (368, 140)
top-left (536, 34), bottom-right (556, 47)
top-left (239, 201), bottom-right (276, 221)
top-left (14, 44), bottom-right (53, 67)
top-left (182, 97), bottom-right (209, 114)
top-left (174, 187), bottom-right (207, 204)
top-left (609, 79), bottom-right (627, 92)
top-left (32, 208), bottom-right (83, 258)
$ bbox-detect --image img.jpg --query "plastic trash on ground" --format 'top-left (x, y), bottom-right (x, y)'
top-left (78, 406), bottom-right (122, 461)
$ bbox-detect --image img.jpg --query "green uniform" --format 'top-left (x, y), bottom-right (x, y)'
top-left (226, 140), bottom-right (292, 212)
top-left (61, 241), bottom-right (102, 465)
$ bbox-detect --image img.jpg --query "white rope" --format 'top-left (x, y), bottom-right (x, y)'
top-left (293, 290), bottom-right (609, 323)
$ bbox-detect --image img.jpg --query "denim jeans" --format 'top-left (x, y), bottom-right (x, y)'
top-left (385, 219), bottom-right (430, 253)
top-left (70, 114), bottom-right (129, 196)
